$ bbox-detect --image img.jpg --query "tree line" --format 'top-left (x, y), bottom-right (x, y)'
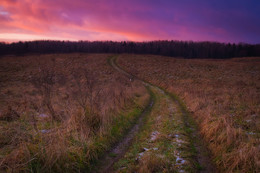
top-left (0, 40), bottom-right (259, 58)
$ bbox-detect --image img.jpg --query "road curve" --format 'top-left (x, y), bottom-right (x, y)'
top-left (108, 56), bottom-right (216, 173)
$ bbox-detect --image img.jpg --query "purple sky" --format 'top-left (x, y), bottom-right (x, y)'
top-left (0, 0), bottom-right (259, 43)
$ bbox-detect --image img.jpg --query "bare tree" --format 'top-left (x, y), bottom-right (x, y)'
top-left (70, 68), bottom-right (103, 132)
top-left (30, 58), bottom-right (60, 121)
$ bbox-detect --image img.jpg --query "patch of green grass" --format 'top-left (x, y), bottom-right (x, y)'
top-left (109, 153), bottom-right (117, 158)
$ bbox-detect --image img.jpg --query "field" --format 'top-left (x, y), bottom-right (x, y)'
top-left (118, 54), bottom-right (260, 172)
top-left (0, 53), bottom-right (259, 172)
top-left (0, 54), bottom-right (149, 172)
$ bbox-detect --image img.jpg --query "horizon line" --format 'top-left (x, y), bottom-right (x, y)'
top-left (1, 39), bottom-right (259, 45)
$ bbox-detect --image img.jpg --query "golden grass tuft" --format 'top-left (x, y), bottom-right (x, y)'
top-left (137, 153), bottom-right (168, 173)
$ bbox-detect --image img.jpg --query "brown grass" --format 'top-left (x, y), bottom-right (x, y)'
top-left (137, 153), bottom-right (168, 173)
top-left (0, 53), bottom-right (149, 172)
top-left (118, 54), bottom-right (260, 172)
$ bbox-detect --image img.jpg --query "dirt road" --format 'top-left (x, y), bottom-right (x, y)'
top-left (97, 56), bottom-right (215, 173)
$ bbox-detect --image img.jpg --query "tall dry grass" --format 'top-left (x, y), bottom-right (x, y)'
top-left (118, 54), bottom-right (260, 172)
top-left (0, 54), bottom-right (148, 172)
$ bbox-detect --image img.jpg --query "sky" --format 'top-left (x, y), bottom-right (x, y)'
top-left (0, 0), bottom-right (260, 44)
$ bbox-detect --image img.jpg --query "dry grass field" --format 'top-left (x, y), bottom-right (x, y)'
top-left (0, 53), bottom-right (259, 172)
top-left (118, 54), bottom-right (260, 172)
top-left (0, 54), bottom-right (149, 172)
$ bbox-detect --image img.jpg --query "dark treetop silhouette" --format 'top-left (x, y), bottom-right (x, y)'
top-left (0, 40), bottom-right (259, 58)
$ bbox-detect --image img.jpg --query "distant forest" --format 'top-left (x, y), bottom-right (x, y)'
top-left (0, 40), bottom-right (259, 58)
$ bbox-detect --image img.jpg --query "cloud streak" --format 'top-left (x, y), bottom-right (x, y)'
top-left (0, 0), bottom-right (259, 43)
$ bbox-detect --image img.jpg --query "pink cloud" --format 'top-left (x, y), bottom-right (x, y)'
top-left (0, 0), bottom-right (259, 43)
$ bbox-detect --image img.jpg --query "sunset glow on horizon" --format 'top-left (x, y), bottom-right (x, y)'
top-left (0, 0), bottom-right (260, 44)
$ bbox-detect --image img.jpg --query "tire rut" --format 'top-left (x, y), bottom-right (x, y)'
top-left (97, 99), bottom-right (154, 173)
top-left (95, 59), bottom-right (154, 173)
top-left (109, 56), bottom-right (216, 173)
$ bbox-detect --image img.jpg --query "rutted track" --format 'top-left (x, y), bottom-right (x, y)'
top-left (95, 59), bottom-right (155, 173)
top-left (97, 56), bottom-right (215, 172)
top-left (97, 98), bottom-right (154, 173)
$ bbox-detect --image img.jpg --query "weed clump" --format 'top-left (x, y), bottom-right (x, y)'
top-left (0, 106), bottom-right (20, 121)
